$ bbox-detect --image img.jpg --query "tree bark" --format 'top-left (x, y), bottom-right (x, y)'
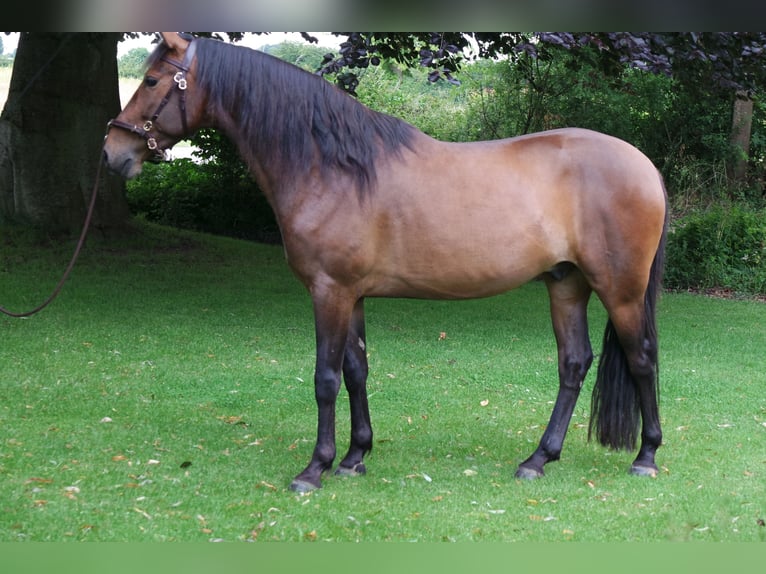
top-left (0, 33), bottom-right (130, 234)
top-left (727, 90), bottom-right (753, 183)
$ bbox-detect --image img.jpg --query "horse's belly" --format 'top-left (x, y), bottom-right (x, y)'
top-left (364, 247), bottom-right (553, 300)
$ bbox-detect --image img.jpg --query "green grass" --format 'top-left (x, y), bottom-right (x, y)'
top-left (1, 221), bottom-right (764, 542)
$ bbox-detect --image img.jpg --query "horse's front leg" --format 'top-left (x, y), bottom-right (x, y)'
top-left (289, 290), bottom-right (355, 493)
top-left (336, 298), bottom-right (373, 477)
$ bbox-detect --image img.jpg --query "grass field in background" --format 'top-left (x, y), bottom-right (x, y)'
top-left (0, 67), bottom-right (12, 111)
top-left (1, 69), bottom-right (142, 111)
top-left (1, 221), bottom-right (764, 541)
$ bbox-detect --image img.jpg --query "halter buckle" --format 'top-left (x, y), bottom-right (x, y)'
top-left (143, 120), bottom-right (153, 132)
top-left (147, 137), bottom-right (158, 150)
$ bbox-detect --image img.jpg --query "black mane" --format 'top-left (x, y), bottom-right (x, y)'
top-left (149, 38), bottom-right (417, 194)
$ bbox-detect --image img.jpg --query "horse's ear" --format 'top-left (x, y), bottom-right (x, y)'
top-left (160, 32), bottom-right (189, 52)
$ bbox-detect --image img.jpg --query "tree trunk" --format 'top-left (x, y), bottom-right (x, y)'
top-left (0, 33), bottom-right (130, 234)
top-left (727, 90), bottom-right (753, 183)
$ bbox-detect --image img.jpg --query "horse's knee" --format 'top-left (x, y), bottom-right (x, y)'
top-left (314, 369), bottom-right (341, 403)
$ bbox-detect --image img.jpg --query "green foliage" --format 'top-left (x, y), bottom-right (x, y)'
top-left (666, 206), bottom-right (766, 295)
top-left (125, 157), bottom-right (279, 243)
top-left (117, 47), bottom-right (150, 79)
top-left (456, 53), bottom-right (758, 208)
top-left (355, 63), bottom-right (470, 141)
top-left (260, 41), bottom-right (330, 72)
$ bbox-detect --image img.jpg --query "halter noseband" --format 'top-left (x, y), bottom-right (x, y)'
top-left (107, 39), bottom-right (197, 163)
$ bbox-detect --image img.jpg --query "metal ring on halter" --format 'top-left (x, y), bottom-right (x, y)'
top-left (173, 72), bottom-right (187, 90)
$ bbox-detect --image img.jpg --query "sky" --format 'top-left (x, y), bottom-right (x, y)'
top-left (2, 33), bottom-right (18, 54)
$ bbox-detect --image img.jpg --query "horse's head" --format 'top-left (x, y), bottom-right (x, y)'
top-left (104, 32), bottom-right (202, 179)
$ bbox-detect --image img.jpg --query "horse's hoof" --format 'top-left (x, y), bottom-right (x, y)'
top-left (515, 465), bottom-right (544, 480)
top-left (335, 463), bottom-right (366, 477)
top-left (629, 463), bottom-right (658, 478)
top-left (289, 478), bottom-right (320, 493)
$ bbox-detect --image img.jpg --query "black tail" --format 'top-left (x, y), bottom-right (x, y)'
top-left (589, 182), bottom-right (668, 451)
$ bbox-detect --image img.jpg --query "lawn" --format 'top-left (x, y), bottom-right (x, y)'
top-left (0, 221), bottom-right (764, 542)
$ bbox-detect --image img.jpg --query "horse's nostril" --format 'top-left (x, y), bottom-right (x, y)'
top-left (102, 149), bottom-right (109, 164)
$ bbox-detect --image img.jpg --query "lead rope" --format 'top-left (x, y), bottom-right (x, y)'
top-left (0, 148), bottom-right (103, 317)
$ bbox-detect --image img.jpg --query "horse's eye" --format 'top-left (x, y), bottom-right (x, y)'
top-left (144, 76), bottom-right (158, 87)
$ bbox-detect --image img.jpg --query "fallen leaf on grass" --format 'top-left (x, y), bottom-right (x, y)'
top-left (217, 415), bottom-right (246, 425)
top-left (463, 469), bottom-right (478, 476)
top-left (25, 477), bottom-right (53, 484)
top-left (63, 486), bottom-right (80, 500)
top-left (249, 522), bottom-right (266, 541)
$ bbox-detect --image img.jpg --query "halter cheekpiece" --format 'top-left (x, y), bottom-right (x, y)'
top-left (107, 38), bottom-right (197, 162)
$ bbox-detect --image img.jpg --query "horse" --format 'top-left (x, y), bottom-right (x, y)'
top-left (104, 32), bottom-right (668, 492)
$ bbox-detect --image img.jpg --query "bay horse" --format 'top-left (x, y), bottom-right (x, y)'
top-left (104, 33), bottom-right (668, 492)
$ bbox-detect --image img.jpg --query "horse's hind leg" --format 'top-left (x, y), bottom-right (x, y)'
top-left (516, 268), bottom-right (593, 479)
top-left (336, 298), bottom-right (374, 477)
top-left (600, 302), bottom-right (662, 477)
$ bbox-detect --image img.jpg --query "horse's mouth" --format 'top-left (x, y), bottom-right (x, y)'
top-left (103, 151), bottom-right (142, 180)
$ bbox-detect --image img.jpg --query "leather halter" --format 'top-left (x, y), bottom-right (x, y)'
top-left (107, 39), bottom-right (197, 162)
